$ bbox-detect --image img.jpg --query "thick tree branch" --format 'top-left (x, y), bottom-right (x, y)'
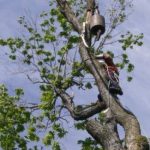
top-left (56, 0), bottom-right (82, 33)
top-left (86, 118), bottom-right (124, 150)
top-left (56, 89), bottom-right (106, 120)
top-left (79, 41), bottom-right (142, 150)
top-left (73, 100), bottom-right (106, 120)
top-left (87, 0), bottom-right (96, 10)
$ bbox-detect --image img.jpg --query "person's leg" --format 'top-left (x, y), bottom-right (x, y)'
top-left (109, 80), bottom-right (123, 95)
top-left (98, 94), bottom-right (103, 101)
top-left (108, 71), bottom-right (123, 95)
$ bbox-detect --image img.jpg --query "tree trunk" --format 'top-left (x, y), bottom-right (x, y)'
top-left (56, 0), bottom-right (149, 149)
top-left (86, 109), bottom-right (125, 150)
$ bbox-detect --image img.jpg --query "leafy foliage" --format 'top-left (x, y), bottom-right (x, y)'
top-left (78, 137), bottom-right (103, 150)
top-left (0, 0), bottom-right (144, 149)
top-left (0, 85), bottom-right (29, 149)
top-left (0, 84), bottom-right (69, 149)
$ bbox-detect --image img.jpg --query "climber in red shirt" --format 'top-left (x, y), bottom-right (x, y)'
top-left (95, 53), bottom-right (123, 95)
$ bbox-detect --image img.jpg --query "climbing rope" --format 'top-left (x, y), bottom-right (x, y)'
top-left (80, 22), bottom-right (89, 48)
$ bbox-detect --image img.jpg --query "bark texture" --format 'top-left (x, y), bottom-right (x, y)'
top-left (56, 0), bottom-right (149, 150)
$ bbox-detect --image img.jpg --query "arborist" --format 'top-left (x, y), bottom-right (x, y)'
top-left (96, 53), bottom-right (123, 95)
top-left (81, 4), bottom-right (123, 95)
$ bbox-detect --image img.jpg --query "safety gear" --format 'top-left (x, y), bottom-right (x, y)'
top-left (80, 22), bottom-right (89, 48)
top-left (90, 7), bottom-right (105, 40)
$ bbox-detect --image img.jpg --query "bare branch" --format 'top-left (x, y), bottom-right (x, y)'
top-left (55, 89), bottom-right (106, 121)
top-left (73, 100), bottom-right (106, 120)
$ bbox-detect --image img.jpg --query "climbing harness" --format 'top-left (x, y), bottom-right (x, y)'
top-left (105, 64), bottom-right (119, 83)
top-left (80, 9), bottom-right (92, 48)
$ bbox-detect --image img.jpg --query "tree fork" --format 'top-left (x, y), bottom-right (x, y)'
top-left (86, 110), bottom-right (125, 150)
top-left (56, 89), bottom-right (107, 121)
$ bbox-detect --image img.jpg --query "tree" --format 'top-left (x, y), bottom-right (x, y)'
top-left (0, 0), bottom-right (149, 150)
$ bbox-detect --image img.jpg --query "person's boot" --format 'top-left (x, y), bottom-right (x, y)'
top-left (97, 94), bottom-right (103, 102)
top-left (109, 80), bottom-right (123, 95)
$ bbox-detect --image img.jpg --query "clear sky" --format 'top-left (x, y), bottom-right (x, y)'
top-left (0, 0), bottom-right (150, 149)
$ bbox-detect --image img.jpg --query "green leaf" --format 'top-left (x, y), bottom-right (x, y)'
top-left (74, 121), bottom-right (86, 130)
top-left (127, 76), bottom-right (133, 82)
top-left (69, 35), bottom-right (79, 43)
top-left (52, 141), bottom-right (61, 150)
top-left (43, 132), bottom-right (54, 146)
top-left (15, 88), bottom-right (24, 96)
top-left (50, 8), bottom-right (58, 16)
top-left (127, 63), bottom-right (134, 72)
top-left (9, 55), bottom-right (16, 60)
top-left (52, 124), bottom-right (67, 138)
top-left (16, 124), bottom-right (25, 132)
top-left (41, 90), bottom-right (54, 102)
top-left (122, 53), bottom-right (128, 59)
top-left (85, 82), bottom-right (92, 89)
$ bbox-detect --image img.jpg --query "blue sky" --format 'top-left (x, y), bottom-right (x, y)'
top-left (0, 0), bottom-right (150, 149)
top-left (121, 0), bottom-right (150, 137)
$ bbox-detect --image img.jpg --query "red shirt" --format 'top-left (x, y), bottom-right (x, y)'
top-left (103, 56), bottom-right (119, 75)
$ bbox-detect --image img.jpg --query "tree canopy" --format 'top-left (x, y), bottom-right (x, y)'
top-left (0, 0), bottom-right (149, 150)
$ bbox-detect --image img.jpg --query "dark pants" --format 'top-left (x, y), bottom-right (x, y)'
top-left (106, 70), bottom-right (123, 95)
